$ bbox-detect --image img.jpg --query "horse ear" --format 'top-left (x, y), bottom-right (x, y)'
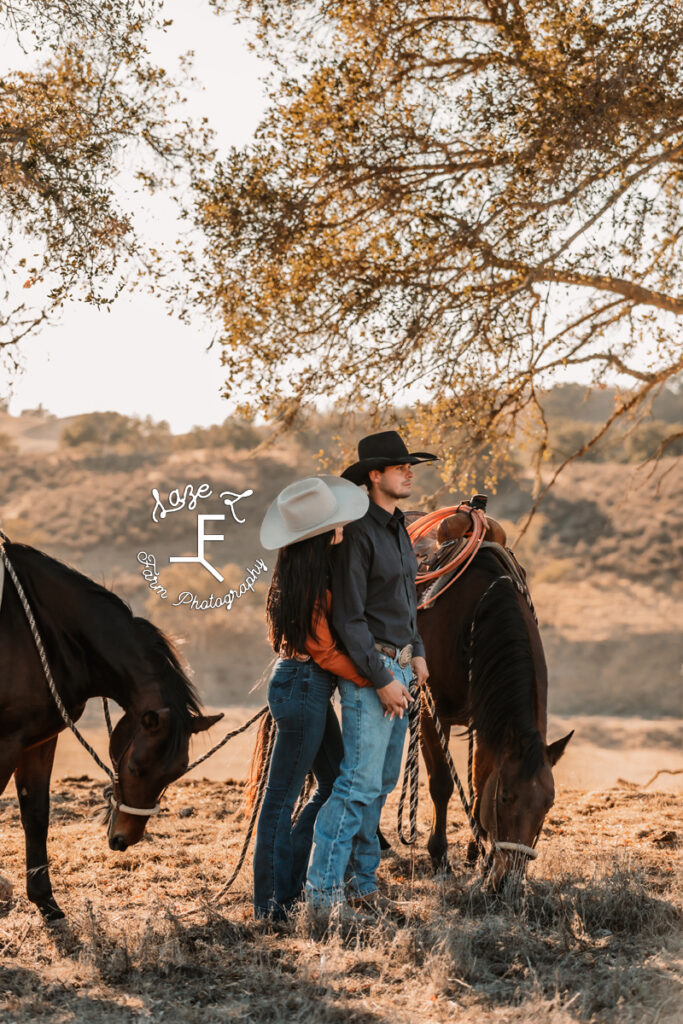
top-left (190, 712), bottom-right (224, 734)
top-left (141, 708), bottom-right (171, 733)
top-left (547, 730), bottom-right (574, 765)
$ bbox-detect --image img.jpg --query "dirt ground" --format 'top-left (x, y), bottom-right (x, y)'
top-left (48, 705), bottom-right (683, 791)
top-left (0, 712), bottom-right (681, 1023)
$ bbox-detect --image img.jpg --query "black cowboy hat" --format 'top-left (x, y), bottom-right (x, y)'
top-left (341, 430), bottom-right (439, 485)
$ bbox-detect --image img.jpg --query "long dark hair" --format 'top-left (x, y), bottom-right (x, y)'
top-left (266, 530), bottom-right (336, 656)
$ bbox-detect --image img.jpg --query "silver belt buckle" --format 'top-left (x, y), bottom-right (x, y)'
top-left (398, 644), bottom-right (413, 668)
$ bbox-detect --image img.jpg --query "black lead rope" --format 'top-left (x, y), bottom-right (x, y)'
top-left (397, 678), bottom-right (495, 876)
top-left (397, 680), bottom-right (421, 845)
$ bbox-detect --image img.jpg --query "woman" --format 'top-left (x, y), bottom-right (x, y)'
top-left (252, 476), bottom-right (369, 920)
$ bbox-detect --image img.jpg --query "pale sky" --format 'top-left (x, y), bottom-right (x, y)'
top-left (2, 1), bottom-right (269, 431)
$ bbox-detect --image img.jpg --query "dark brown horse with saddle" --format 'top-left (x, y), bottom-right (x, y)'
top-left (0, 537), bottom-right (221, 920)
top-left (408, 504), bottom-right (573, 888)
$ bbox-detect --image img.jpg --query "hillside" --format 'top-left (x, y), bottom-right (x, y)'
top-left (0, 408), bottom-right (681, 716)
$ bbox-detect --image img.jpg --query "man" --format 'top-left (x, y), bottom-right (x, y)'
top-left (306, 430), bottom-right (438, 910)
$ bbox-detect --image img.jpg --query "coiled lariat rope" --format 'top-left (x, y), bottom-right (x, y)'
top-left (407, 505), bottom-right (488, 611)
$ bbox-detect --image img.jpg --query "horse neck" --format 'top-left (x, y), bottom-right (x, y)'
top-left (90, 667), bottom-right (164, 717)
top-left (10, 543), bottom-right (173, 718)
top-left (73, 612), bottom-right (171, 717)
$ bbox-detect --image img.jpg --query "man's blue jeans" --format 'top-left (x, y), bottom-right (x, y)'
top-left (253, 658), bottom-right (342, 920)
top-left (305, 653), bottom-right (411, 904)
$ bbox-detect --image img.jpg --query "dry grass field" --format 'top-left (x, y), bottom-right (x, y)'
top-left (0, 720), bottom-right (681, 1024)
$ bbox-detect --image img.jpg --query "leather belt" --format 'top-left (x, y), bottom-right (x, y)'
top-left (279, 646), bottom-right (311, 662)
top-left (375, 642), bottom-right (413, 668)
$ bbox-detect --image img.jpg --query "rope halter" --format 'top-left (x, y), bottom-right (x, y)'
top-left (494, 841), bottom-right (538, 860)
top-left (110, 794), bottom-right (162, 817)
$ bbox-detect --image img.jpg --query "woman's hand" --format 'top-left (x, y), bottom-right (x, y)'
top-left (377, 678), bottom-right (414, 719)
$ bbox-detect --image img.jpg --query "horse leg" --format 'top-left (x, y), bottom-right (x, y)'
top-left (420, 710), bottom-right (453, 873)
top-left (467, 741), bottom-right (493, 863)
top-left (14, 736), bottom-right (64, 921)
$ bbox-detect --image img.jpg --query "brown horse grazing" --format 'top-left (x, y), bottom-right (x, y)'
top-left (416, 545), bottom-right (573, 889)
top-left (0, 539), bottom-right (222, 920)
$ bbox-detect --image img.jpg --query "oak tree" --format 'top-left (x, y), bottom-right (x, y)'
top-left (194, 0), bottom-right (683, 496)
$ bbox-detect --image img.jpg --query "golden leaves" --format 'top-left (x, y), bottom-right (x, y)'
top-left (186, 1), bottom-right (683, 490)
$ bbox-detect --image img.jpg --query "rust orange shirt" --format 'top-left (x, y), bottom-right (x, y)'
top-left (304, 591), bottom-right (369, 687)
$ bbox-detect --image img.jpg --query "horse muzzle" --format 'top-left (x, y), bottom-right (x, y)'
top-left (107, 794), bottom-right (161, 850)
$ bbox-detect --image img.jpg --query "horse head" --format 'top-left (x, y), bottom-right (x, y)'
top-left (477, 728), bottom-right (573, 889)
top-left (106, 708), bottom-right (223, 850)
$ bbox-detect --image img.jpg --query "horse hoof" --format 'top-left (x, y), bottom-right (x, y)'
top-left (431, 858), bottom-right (451, 876)
top-left (466, 840), bottom-right (479, 864)
top-left (39, 900), bottom-right (65, 922)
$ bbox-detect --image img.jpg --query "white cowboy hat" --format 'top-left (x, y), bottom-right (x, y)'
top-left (260, 475), bottom-right (369, 550)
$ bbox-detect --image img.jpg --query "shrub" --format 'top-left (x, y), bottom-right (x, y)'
top-left (61, 412), bottom-right (172, 452)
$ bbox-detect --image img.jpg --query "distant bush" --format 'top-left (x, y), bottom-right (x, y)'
top-left (0, 431), bottom-right (17, 454)
top-left (20, 403), bottom-right (53, 418)
top-left (547, 417), bottom-right (683, 463)
top-left (172, 417), bottom-right (262, 451)
top-left (533, 557), bottom-right (576, 583)
top-left (61, 412), bottom-right (172, 452)
top-left (618, 419), bottom-right (683, 461)
top-left (541, 381), bottom-right (683, 425)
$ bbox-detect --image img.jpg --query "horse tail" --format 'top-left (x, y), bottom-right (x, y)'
top-left (243, 709), bottom-right (275, 816)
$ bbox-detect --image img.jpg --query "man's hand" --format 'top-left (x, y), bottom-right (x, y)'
top-left (376, 678), bottom-right (414, 719)
top-left (411, 656), bottom-right (429, 688)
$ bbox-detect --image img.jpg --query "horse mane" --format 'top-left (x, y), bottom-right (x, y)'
top-left (5, 542), bottom-right (201, 747)
top-left (132, 617), bottom-right (201, 749)
top-left (468, 575), bottom-right (544, 779)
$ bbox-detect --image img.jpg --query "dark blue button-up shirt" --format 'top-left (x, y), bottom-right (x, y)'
top-left (330, 501), bottom-right (425, 689)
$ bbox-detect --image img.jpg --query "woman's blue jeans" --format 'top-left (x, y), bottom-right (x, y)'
top-left (253, 658), bottom-right (342, 920)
